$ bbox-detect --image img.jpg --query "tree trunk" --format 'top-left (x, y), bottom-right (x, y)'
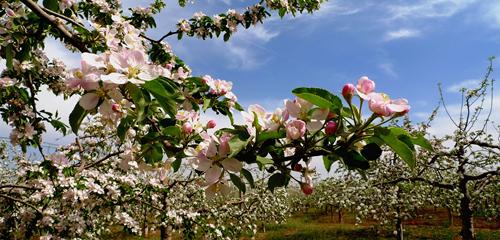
top-left (338, 208), bottom-right (342, 224)
top-left (396, 206), bottom-right (404, 240)
top-left (396, 217), bottom-right (404, 240)
top-left (447, 207), bottom-right (453, 228)
top-left (459, 180), bottom-right (475, 240)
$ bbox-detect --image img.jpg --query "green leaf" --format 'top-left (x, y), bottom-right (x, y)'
top-left (126, 83), bottom-right (147, 121)
top-left (360, 143), bottom-right (382, 160)
top-left (323, 153), bottom-right (340, 172)
top-left (256, 130), bottom-right (285, 143)
top-left (229, 173), bottom-right (246, 193)
top-left (43, 0), bottom-right (59, 11)
top-left (117, 116), bottom-right (135, 142)
top-left (375, 127), bottom-right (416, 168)
top-left (241, 168), bottom-right (255, 188)
top-left (292, 87), bottom-right (342, 112)
top-left (69, 102), bottom-right (88, 134)
top-left (50, 120), bottom-right (67, 135)
top-left (142, 143), bottom-right (164, 164)
top-left (228, 136), bottom-right (248, 158)
top-left (340, 150), bottom-right (370, 170)
top-left (268, 173), bottom-right (286, 192)
top-left (256, 156), bottom-right (274, 170)
top-left (171, 157), bottom-right (182, 172)
top-left (389, 127), bottom-right (433, 151)
top-left (5, 44), bottom-right (13, 70)
top-left (143, 80), bottom-right (177, 117)
top-left (162, 126), bottom-right (181, 138)
top-left (398, 135), bottom-right (415, 151)
top-left (223, 32), bottom-right (230, 41)
top-left (411, 134), bottom-right (433, 151)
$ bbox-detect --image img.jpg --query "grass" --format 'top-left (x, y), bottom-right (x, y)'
top-left (112, 208), bottom-right (499, 239)
top-left (254, 210), bottom-right (500, 240)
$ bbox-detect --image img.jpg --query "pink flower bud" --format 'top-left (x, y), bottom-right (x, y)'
top-left (206, 120), bottom-right (217, 129)
top-left (111, 103), bottom-right (122, 113)
top-left (182, 122), bottom-right (193, 134)
top-left (342, 83), bottom-right (356, 101)
top-left (300, 182), bottom-right (314, 195)
top-left (293, 164), bottom-right (303, 172)
top-left (357, 76), bottom-right (375, 94)
top-left (325, 121), bottom-right (338, 136)
top-left (165, 63), bottom-right (173, 70)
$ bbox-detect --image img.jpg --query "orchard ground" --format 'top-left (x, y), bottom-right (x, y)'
top-left (115, 208), bottom-right (499, 240)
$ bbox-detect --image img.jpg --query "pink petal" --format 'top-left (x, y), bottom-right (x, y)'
top-left (205, 165), bottom-right (222, 185)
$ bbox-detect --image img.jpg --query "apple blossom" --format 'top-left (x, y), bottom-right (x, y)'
top-left (356, 76), bottom-right (375, 100)
top-left (286, 119), bottom-right (306, 140)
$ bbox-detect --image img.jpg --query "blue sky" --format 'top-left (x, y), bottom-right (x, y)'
top-left (2, 0), bottom-right (500, 142)
top-left (138, 0), bottom-right (500, 125)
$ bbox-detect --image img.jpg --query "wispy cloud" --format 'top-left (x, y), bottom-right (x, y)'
top-left (387, 0), bottom-right (476, 20)
top-left (446, 79), bottom-right (480, 92)
top-left (479, 0), bottom-right (500, 28)
top-left (384, 28), bottom-right (421, 41)
top-left (378, 62), bottom-right (398, 78)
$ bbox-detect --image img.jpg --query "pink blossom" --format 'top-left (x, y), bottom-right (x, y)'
top-left (356, 76), bottom-right (375, 100)
top-left (389, 98), bottom-right (410, 115)
top-left (101, 49), bottom-right (158, 85)
top-left (0, 77), bottom-right (15, 88)
top-left (66, 53), bottom-right (103, 90)
top-left (286, 119), bottom-right (306, 140)
top-left (285, 98), bottom-right (313, 119)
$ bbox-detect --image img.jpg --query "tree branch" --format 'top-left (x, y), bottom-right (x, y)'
top-left (20, 0), bottom-right (88, 52)
top-left (464, 169), bottom-right (499, 181)
top-left (83, 150), bottom-right (124, 169)
top-left (0, 193), bottom-right (41, 214)
top-left (0, 184), bottom-right (41, 191)
top-left (379, 177), bottom-right (455, 190)
top-left (470, 140), bottom-right (500, 150)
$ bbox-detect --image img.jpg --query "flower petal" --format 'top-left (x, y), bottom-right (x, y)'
top-left (79, 93), bottom-right (99, 110)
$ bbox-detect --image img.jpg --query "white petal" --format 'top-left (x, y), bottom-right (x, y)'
top-left (101, 73), bottom-right (128, 85)
top-left (79, 93), bottom-right (99, 110)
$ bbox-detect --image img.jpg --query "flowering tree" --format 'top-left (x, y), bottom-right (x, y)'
top-left (0, 0), bottom-right (423, 238)
top-left (379, 63), bottom-right (499, 240)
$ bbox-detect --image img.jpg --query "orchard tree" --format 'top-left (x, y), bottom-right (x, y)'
top-left (383, 61), bottom-right (500, 240)
top-left (0, 0), bottom-right (424, 239)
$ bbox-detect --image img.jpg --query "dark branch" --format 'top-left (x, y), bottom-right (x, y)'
top-left (379, 177), bottom-right (455, 190)
top-left (20, 0), bottom-right (88, 52)
top-left (470, 140), bottom-right (500, 150)
top-left (465, 170), bottom-right (499, 181)
top-left (0, 193), bottom-right (42, 214)
top-left (0, 184), bottom-right (41, 191)
top-left (83, 151), bottom-right (124, 169)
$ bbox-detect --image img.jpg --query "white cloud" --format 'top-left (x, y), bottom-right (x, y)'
top-left (234, 25), bottom-right (279, 42)
top-left (384, 28), bottom-right (421, 41)
top-left (479, 0), bottom-right (500, 28)
top-left (446, 79), bottom-right (480, 92)
top-left (378, 62), bottom-right (398, 78)
top-left (387, 0), bottom-right (477, 20)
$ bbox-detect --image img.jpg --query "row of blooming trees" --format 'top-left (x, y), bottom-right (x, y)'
top-left (0, 0), bottom-right (444, 239)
